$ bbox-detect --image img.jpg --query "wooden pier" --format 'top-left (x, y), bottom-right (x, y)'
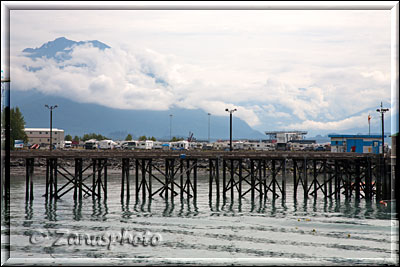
top-left (8, 150), bottom-right (394, 204)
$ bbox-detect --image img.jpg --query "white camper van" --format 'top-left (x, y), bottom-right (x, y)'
top-left (153, 141), bottom-right (163, 150)
top-left (85, 139), bottom-right (98, 150)
top-left (171, 140), bottom-right (189, 150)
top-left (64, 140), bottom-right (72, 149)
top-left (98, 140), bottom-right (117, 150)
top-left (138, 140), bottom-right (154, 150)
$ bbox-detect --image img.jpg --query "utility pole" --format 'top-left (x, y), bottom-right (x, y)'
top-left (169, 114), bottom-right (173, 141)
top-left (225, 108), bottom-right (237, 151)
top-left (45, 105), bottom-right (58, 151)
top-left (376, 102), bottom-right (389, 155)
top-left (208, 113), bottom-right (211, 143)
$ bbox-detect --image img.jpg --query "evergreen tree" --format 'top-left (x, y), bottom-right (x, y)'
top-left (81, 133), bottom-right (109, 141)
top-left (138, 135), bottom-right (147, 141)
top-left (125, 134), bottom-right (133, 141)
top-left (73, 136), bottom-right (80, 142)
top-left (10, 107), bottom-right (28, 149)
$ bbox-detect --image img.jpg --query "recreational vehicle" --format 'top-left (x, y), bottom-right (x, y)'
top-left (85, 139), bottom-right (98, 150)
top-left (171, 140), bottom-right (189, 150)
top-left (153, 141), bottom-right (163, 150)
top-left (98, 140), bottom-right (117, 150)
top-left (64, 140), bottom-right (72, 149)
top-left (138, 140), bottom-right (154, 150)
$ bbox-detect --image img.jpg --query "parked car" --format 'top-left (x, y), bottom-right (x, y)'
top-left (122, 141), bottom-right (138, 150)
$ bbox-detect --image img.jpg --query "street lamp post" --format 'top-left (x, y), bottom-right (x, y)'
top-left (208, 113), bottom-right (211, 143)
top-left (169, 114), bottom-right (173, 141)
top-left (225, 108), bottom-right (237, 151)
top-left (45, 105), bottom-right (58, 151)
top-left (376, 102), bottom-right (389, 200)
top-left (376, 102), bottom-right (389, 155)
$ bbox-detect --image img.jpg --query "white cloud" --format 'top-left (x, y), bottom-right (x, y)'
top-left (285, 110), bottom-right (392, 132)
top-left (9, 8), bottom-right (393, 134)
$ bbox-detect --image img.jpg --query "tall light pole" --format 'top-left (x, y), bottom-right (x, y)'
top-left (376, 102), bottom-right (389, 155)
top-left (225, 108), bottom-right (237, 151)
top-left (45, 105), bottom-right (58, 151)
top-left (208, 113), bottom-right (211, 143)
top-left (169, 114), bottom-right (173, 141)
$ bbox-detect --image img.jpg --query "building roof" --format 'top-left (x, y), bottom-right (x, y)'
top-left (265, 131), bottom-right (307, 134)
top-left (328, 134), bottom-right (386, 138)
top-left (25, 128), bottom-right (64, 132)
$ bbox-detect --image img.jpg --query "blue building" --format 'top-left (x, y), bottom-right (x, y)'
top-left (328, 134), bottom-right (386, 154)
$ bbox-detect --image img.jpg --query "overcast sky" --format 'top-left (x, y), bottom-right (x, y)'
top-left (8, 4), bottom-right (397, 136)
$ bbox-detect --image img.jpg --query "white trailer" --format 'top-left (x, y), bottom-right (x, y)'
top-left (85, 139), bottom-right (98, 150)
top-left (98, 139), bottom-right (117, 150)
top-left (171, 140), bottom-right (189, 150)
top-left (138, 140), bottom-right (154, 150)
top-left (153, 141), bottom-right (163, 149)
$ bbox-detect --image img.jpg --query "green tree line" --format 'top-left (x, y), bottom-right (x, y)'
top-left (10, 107), bottom-right (28, 150)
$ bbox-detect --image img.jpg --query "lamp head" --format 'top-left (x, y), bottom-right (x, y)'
top-left (225, 108), bottom-right (229, 112)
top-left (45, 104), bottom-right (49, 108)
top-left (54, 105), bottom-right (58, 109)
top-left (234, 108), bottom-right (237, 112)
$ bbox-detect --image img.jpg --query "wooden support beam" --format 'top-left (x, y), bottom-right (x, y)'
top-left (355, 159), bottom-right (361, 200)
top-left (223, 159), bottom-right (226, 200)
top-left (142, 159), bottom-right (147, 200)
top-left (180, 159), bottom-right (184, 201)
top-left (230, 159), bottom-right (234, 200)
top-left (78, 159), bottom-right (83, 201)
top-left (334, 160), bottom-right (339, 199)
top-left (238, 159), bottom-right (242, 199)
top-left (135, 159), bottom-right (139, 202)
top-left (303, 158), bottom-right (308, 199)
top-left (313, 160), bottom-right (317, 199)
top-left (45, 159), bottom-right (49, 200)
top-left (272, 159), bottom-right (276, 198)
top-left (216, 158), bottom-right (220, 201)
top-left (293, 160), bottom-right (297, 199)
top-left (209, 159), bottom-right (213, 199)
top-left (92, 159), bottom-right (96, 200)
top-left (282, 159), bottom-right (286, 200)
top-left (148, 159), bottom-right (152, 200)
top-left (194, 159), bottom-right (197, 202)
top-left (250, 159), bottom-right (255, 202)
top-left (54, 158), bottom-right (58, 200)
top-left (104, 159), bottom-right (108, 200)
top-left (323, 160), bottom-right (327, 199)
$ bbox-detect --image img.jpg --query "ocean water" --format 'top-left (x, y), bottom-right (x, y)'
top-left (2, 169), bottom-right (399, 265)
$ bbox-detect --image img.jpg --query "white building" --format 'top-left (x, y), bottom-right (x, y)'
top-left (265, 131), bottom-right (307, 143)
top-left (24, 128), bottom-right (64, 148)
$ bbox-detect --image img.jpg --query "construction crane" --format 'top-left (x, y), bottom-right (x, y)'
top-left (187, 131), bottom-right (194, 142)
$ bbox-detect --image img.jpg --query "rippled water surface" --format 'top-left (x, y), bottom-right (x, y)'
top-left (3, 171), bottom-right (399, 265)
